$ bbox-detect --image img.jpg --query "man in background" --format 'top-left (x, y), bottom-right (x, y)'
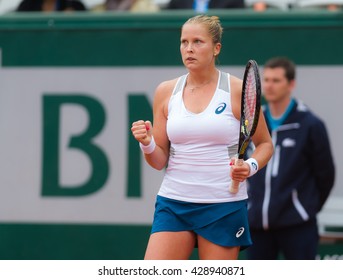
top-left (246, 57), bottom-right (335, 259)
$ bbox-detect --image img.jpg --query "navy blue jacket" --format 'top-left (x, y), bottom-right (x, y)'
top-left (247, 99), bottom-right (335, 230)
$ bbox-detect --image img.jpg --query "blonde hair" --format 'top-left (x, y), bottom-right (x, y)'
top-left (183, 15), bottom-right (223, 44)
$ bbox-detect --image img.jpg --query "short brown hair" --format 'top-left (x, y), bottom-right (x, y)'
top-left (264, 57), bottom-right (296, 81)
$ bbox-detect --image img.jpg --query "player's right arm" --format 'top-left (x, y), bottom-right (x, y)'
top-left (131, 79), bottom-right (176, 170)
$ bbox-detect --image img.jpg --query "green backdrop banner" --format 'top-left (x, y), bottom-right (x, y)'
top-left (0, 10), bottom-right (343, 67)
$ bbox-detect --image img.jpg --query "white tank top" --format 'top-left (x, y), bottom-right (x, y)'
top-left (158, 71), bottom-right (248, 203)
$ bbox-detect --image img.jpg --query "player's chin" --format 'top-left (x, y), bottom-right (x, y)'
top-left (184, 62), bottom-right (199, 70)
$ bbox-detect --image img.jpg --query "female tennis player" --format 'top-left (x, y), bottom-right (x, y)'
top-left (131, 15), bottom-right (273, 260)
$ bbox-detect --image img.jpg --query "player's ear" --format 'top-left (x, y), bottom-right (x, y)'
top-left (214, 43), bottom-right (221, 55)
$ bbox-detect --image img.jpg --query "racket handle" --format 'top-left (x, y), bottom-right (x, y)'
top-left (229, 158), bottom-right (244, 194)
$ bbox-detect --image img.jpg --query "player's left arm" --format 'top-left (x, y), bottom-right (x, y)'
top-left (230, 74), bottom-right (273, 175)
top-left (250, 113), bottom-right (273, 171)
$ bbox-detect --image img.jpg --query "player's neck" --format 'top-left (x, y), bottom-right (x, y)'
top-left (188, 68), bottom-right (218, 84)
top-left (186, 69), bottom-right (218, 92)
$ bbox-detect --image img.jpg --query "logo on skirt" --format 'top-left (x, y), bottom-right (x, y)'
top-left (236, 227), bottom-right (245, 238)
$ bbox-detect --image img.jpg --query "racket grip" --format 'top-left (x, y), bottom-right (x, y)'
top-left (229, 158), bottom-right (244, 194)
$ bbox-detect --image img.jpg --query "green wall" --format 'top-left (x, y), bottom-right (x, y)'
top-left (0, 10), bottom-right (342, 67)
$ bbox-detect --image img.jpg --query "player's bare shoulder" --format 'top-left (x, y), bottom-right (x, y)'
top-left (155, 79), bottom-right (177, 96)
top-left (154, 78), bottom-right (178, 105)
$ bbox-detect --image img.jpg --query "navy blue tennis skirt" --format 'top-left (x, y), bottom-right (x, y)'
top-left (151, 195), bottom-right (252, 250)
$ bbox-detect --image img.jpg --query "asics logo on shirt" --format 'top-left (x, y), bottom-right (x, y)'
top-left (215, 102), bottom-right (226, 114)
top-left (236, 227), bottom-right (245, 238)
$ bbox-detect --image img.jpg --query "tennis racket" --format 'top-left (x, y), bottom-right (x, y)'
top-left (229, 60), bottom-right (261, 194)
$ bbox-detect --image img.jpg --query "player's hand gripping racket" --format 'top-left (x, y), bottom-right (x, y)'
top-left (229, 60), bottom-right (261, 194)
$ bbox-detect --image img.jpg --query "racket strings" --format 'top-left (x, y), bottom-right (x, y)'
top-left (243, 68), bottom-right (257, 134)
